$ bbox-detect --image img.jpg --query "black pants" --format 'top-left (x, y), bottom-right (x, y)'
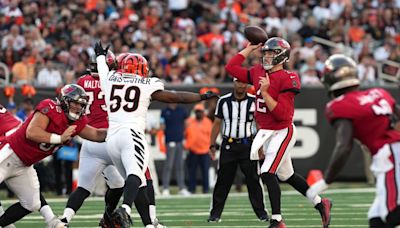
top-left (209, 139), bottom-right (267, 218)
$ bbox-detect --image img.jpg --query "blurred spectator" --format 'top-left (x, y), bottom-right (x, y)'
top-left (36, 60), bottom-right (63, 87)
top-left (1, 24), bottom-right (25, 51)
top-left (16, 97), bottom-right (34, 121)
top-left (299, 57), bottom-right (322, 86)
top-left (160, 103), bottom-right (190, 196)
top-left (11, 53), bottom-right (35, 85)
top-left (357, 55), bottom-right (376, 84)
top-left (185, 103), bottom-right (212, 194)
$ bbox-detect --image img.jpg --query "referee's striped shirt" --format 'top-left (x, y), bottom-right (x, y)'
top-left (214, 93), bottom-right (256, 139)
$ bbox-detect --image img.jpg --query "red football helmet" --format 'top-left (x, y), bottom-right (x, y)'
top-left (120, 53), bottom-right (149, 77)
top-left (116, 53), bottom-right (129, 70)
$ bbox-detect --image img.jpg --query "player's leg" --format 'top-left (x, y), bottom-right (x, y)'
top-left (110, 128), bottom-right (149, 227)
top-left (208, 156), bottom-right (238, 222)
top-left (384, 143), bottom-right (400, 227)
top-left (162, 142), bottom-right (176, 195)
top-left (99, 165), bottom-right (125, 227)
top-left (0, 166), bottom-right (40, 226)
top-left (61, 156), bottom-right (107, 224)
top-left (239, 158), bottom-right (268, 221)
top-left (259, 125), bottom-right (295, 226)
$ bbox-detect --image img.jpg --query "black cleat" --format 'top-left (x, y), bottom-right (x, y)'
top-left (207, 216), bottom-right (221, 223)
top-left (259, 214), bottom-right (269, 222)
top-left (111, 207), bottom-right (132, 228)
top-left (99, 210), bottom-right (113, 228)
top-left (268, 219), bottom-right (286, 228)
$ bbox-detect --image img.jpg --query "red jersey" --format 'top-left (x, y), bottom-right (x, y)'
top-left (0, 104), bottom-right (21, 136)
top-left (225, 53), bottom-right (301, 130)
top-left (325, 88), bottom-right (400, 155)
top-left (5, 99), bottom-right (88, 166)
top-left (77, 74), bottom-right (108, 128)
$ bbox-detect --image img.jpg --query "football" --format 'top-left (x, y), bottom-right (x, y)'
top-left (244, 26), bottom-right (268, 45)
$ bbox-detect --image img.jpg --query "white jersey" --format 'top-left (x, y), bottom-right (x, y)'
top-left (96, 55), bottom-right (164, 135)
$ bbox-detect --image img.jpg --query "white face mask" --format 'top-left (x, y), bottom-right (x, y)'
top-left (67, 111), bottom-right (81, 121)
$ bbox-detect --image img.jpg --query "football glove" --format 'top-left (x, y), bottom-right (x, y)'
top-left (94, 41), bottom-right (110, 57)
top-left (200, 91), bottom-right (219, 100)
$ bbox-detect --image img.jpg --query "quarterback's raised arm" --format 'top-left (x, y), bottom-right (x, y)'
top-left (152, 90), bottom-right (218, 104)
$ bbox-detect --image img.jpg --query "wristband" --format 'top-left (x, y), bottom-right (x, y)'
top-left (209, 144), bottom-right (216, 150)
top-left (50, 134), bottom-right (62, 144)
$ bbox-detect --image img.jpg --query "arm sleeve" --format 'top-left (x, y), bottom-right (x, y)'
top-left (96, 55), bottom-right (109, 87)
top-left (270, 92), bottom-right (295, 121)
top-left (225, 53), bottom-right (251, 84)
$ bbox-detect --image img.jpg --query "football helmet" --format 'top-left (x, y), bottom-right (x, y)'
top-left (120, 53), bottom-right (149, 77)
top-left (88, 50), bottom-right (117, 74)
top-left (261, 37), bottom-right (291, 70)
top-left (116, 53), bottom-right (129, 70)
top-left (321, 54), bottom-right (359, 92)
top-left (59, 84), bottom-right (88, 121)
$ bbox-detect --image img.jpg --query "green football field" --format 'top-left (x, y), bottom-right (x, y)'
top-left (3, 187), bottom-right (375, 228)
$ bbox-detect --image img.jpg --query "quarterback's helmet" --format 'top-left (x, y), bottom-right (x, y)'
top-left (321, 54), bottom-right (359, 92)
top-left (261, 37), bottom-right (291, 70)
top-left (59, 84), bottom-right (88, 121)
top-left (88, 50), bottom-right (117, 74)
top-left (120, 53), bottom-right (149, 77)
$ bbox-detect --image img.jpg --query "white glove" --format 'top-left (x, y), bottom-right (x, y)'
top-left (307, 179), bottom-right (329, 199)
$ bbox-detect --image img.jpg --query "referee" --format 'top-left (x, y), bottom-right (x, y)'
top-left (207, 78), bottom-right (268, 222)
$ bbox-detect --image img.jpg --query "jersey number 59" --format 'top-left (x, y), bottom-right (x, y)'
top-left (110, 84), bottom-right (141, 112)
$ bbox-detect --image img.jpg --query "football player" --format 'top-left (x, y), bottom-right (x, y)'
top-left (61, 53), bottom-right (165, 228)
top-left (94, 42), bottom-right (218, 227)
top-left (0, 84), bottom-right (107, 227)
top-left (0, 104), bottom-right (66, 228)
top-left (308, 54), bottom-right (400, 227)
top-left (225, 37), bottom-right (332, 228)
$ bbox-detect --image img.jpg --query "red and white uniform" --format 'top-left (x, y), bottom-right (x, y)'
top-left (326, 88), bottom-right (400, 220)
top-left (76, 74), bottom-right (124, 192)
top-left (0, 104), bottom-right (21, 137)
top-left (5, 99), bottom-right (88, 166)
top-left (225, 54), bottom-right (300, 180)
top-left (0, 99), bottom-right (87, 211)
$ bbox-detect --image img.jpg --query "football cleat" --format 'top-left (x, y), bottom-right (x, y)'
top-left (268, 219), bottom-right (286, 228)
top-left (99, 210), bottom-right (117, 228)
top-left (259, 214), bottom-right (269, 222)
top-left (46, 216), bottom-right (68, 228)
top-left (153, 218), bottom-right (167, 228)
top-left (315, 198), bottom-right (332, 228)
top-left (207, 216), bottom-right (221, 223)
top-left (111, 207), bottom-right (132, 228)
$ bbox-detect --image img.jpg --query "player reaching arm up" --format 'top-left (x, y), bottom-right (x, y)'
top-left (94, 41), bottom-right (218, 227)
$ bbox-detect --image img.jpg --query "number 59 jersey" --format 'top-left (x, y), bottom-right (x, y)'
top-left (325, 88), bottom-right (400, 155)
top-left (96, 55), bottom-right (164, 135)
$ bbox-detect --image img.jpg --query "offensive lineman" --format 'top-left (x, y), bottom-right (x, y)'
top-left (308, 54), bottom-right (400, 227)
top-left (0, 84), bottom-right (107, 227)
top-left (95, 42), bottom-right (218, 227)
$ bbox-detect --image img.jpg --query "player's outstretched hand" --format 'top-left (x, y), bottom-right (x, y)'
top-left (61, 125), bottom-right (77, 143)
top-left (200, 91), bottom-right (219, 100)
top-left (94, 41), bottom-right (110, 57)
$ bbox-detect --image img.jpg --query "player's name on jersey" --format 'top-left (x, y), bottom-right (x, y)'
top-left (84, 80), bottom-right (100, 89)
top-left (109, 74), bottom-right (151, 84)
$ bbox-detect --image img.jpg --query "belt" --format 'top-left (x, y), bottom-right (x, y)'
top-left (223, 136), bottom-right (252, 144)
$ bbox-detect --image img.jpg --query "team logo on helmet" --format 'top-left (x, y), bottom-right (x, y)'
top-left (120, 53), bottom-right (149, 77)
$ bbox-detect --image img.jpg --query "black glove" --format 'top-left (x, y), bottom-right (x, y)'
top-left (94, 41), bottom-right (110, 57)
top-left (200, 91), bottom-right (219, 100)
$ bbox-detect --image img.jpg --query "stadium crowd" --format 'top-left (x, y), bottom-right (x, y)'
top-left (0, 0), bottom-right (400, 88)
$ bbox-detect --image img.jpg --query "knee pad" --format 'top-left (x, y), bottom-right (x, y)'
top-left (20, 196), bottom-right (41, 212)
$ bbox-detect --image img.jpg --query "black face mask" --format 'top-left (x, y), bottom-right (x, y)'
top-left (195, 111), bottom-right (203, 120)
